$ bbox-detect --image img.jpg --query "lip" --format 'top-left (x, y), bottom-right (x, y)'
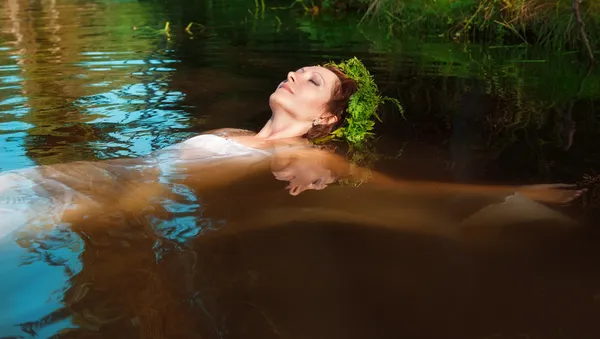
top-left (279, 82), bottom-right (294, 94)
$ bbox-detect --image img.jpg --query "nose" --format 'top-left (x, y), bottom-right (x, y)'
top-left (287, 71), bottom-right (296, 83)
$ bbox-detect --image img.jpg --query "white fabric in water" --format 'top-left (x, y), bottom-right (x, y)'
top-left (460, 192), bottom-right (575, 228)
top-left (162, 134), bottom-right (270, 160)
top-left (0, 171), bottom-right (77, 242)
top-left (154, 134), bottom-right (271, 182)
top-left (0, 134), bottom-right (270, 241)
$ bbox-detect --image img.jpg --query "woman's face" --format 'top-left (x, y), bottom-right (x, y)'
top-left (271, 150), bottom-right (338, 196)
top-left (269, 66), bottom-right (340, 124)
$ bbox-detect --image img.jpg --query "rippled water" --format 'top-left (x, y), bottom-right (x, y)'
top-left (1, 0), bottom-right (600, 338)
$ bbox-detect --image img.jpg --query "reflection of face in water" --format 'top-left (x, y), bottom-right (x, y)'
top-left (270, 151), bottom-right (338, 196)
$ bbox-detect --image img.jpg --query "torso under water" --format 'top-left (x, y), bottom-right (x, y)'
top-left (0, 134), bottom-right (271, 240)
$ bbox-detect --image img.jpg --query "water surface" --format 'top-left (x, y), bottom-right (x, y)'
top-left (1, 0), bottom-right (600, 338)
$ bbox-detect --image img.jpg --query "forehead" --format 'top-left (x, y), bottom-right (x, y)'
top-left (303, 65), bottom-right (340, 85)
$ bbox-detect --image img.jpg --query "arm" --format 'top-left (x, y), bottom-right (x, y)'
top-left (276, 147), bottom-right (582, 204)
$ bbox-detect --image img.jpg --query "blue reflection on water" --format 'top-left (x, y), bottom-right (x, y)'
top-left (0, 0), bottom-right (194, 336)
top-left (0, 227), bottom-right (84, 337)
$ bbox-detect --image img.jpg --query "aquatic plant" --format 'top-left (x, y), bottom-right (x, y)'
top-left (320, 57), bottom-right (405, 146)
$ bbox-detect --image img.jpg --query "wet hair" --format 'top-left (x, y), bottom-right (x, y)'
top-left (303, 65), bottom-right (358, 140)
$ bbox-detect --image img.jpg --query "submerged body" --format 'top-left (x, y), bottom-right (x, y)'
top-left (0, 130), bottom-right (583, 243)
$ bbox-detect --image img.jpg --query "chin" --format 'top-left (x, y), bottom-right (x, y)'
top-left (268, 90), bottom-right (279, 104)
top-left (268, 91), bottom-right (290, 111)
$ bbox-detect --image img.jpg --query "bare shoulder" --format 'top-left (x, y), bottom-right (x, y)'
top-left (201, 128), bottom-right (257, 138)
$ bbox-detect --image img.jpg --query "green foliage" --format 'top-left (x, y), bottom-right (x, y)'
top-left (349, 0), bottom-right (600, 51)
top-left (324, 57), bottom-right (404, 145)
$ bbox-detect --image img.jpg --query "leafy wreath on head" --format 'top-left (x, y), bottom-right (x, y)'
top-left (313, 57), bottom-right (405, 186)
top-left (315, 57), bottom-right (404, 146)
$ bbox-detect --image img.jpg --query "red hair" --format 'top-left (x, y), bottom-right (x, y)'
top-left (303, 65), bottom-right (358, 140)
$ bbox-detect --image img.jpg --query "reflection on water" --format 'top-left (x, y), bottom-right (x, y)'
top-left (1, 0), bottom-right (600, 338)
top-left (0, 0), bottom-right (191, 171)
top-left (0, 227), bottom-right (83, 337)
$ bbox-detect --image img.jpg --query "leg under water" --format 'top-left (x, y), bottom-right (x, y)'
top-left (180, 168), bottom-right (584, 254)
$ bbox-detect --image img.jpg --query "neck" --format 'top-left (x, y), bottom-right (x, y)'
top-left (256, 111), bottom-right (312, 140)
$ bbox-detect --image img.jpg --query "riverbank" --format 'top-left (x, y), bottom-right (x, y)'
top-left (309, 0), bottom-right (599, 59)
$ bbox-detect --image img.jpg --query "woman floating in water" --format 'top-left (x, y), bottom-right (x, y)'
top-left (0, 58), bottom-right (584, 240)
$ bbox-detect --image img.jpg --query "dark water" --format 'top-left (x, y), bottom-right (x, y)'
top-left (1, 0), bottom-right (600, 338)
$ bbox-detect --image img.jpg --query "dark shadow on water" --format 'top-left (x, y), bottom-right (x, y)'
top-left (49, 216), bottom-right (600, 339)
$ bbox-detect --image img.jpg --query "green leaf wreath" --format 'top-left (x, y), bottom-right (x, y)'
top-left (320, 57), bottom-right (404, 146)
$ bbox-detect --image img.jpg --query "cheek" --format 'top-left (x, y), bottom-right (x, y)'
top-left (311, 96), bottom-right (328, 110)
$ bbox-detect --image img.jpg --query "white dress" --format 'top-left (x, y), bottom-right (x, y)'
top-left (0, 134), bottom-right (271, 241)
